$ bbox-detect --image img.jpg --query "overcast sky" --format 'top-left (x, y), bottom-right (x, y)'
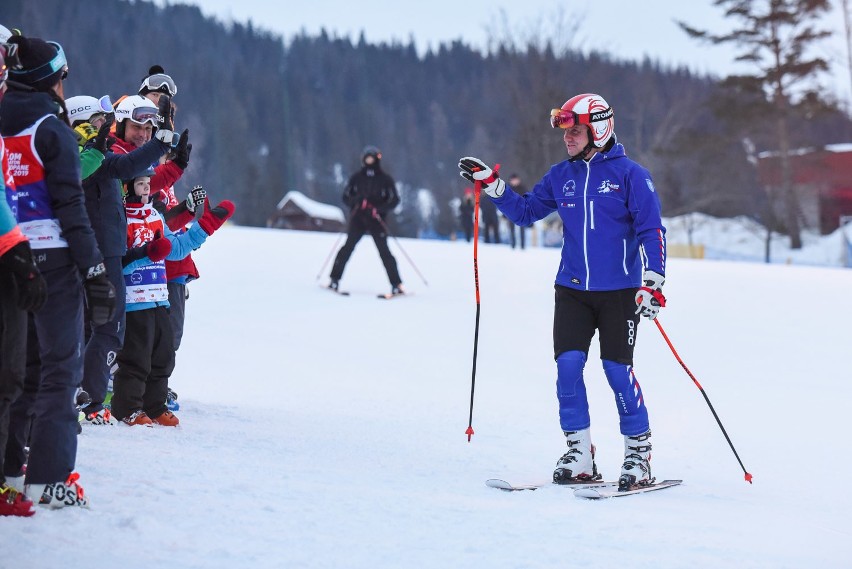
top-left (176, 0), bottom-right (851, 105)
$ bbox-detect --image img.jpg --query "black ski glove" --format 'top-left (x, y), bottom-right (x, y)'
top-left (156, 94), bottom-right (174, 131)
top-left (83, 263), bottom-right (116, 327)
top-left (172, 129), bottom-right (192, 170)
top-left (0, 240), bottom-right (47, 312)
top-left (185, 184), bottom-right (205, 213)
top-left (92, 114), bottom-right (115, 154)
top-left (154, 95), bottom-right (179, 146)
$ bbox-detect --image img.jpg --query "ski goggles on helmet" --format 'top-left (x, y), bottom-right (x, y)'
top-left (9, 41), bottom-right (67, 83)
top-left (140, 73), bottom-right (177, 96)
top-left (88, 96), bottom-right (115, 125)
top-left (128, 106), bottom-right (158, 125)
top-left (549, 106), bottom-right (613, 129)
top-left (95, 95), bottom-right (114, 113)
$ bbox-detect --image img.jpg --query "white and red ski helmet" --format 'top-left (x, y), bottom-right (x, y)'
top-left (551, 93), bottom-right (615, 149)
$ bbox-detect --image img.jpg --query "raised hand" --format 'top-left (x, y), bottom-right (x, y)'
top-left (154, 95), bottom-right (178, 146)
top-left (92, 114), bottom-right (115, 154)
top-left (185, 184), bottom-right (206, 213)
top-left (198, 200), bottom-right (235, 236)
top-left (173, 129), bottom-right (192, 169)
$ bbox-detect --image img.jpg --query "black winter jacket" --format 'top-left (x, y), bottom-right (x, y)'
top-left (0, 88), bottom-right (103, 272)
top-left (342, 164), bottom-right (399, 218)
top-left (82, 137), bottom-right (172, 257)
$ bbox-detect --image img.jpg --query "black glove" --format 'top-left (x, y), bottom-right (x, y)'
top-left (458, 157), bottom-right (505, 198)
top-left (83, 263), bottom-right (116, 327)
top-left (156, 94), bottom-right (174, 132)
top-left (185, 184), bottom-right (205, 213)
top-left (173, 129), bottom-right (192, 170)
top-left (154, 95), bottom-right (178, 146)
top-left (122, 245), bottom-right (148, 268)
top-left (0, 241), bottom-right (47, 312)
top-left (92, 114), bottom-right (115, 154)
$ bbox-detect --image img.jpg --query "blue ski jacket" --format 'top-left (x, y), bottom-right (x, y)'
top-left (492, 141), bottom-right (666, 291)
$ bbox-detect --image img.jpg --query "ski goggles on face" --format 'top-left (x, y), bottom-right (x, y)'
top-left (140, 73), bottom-right (177, 96)
top-left (9, 41), bottom-right (67, 83)
top-left (549, 106), bottom-right (613, 129)
top-left (129, 106), bottom-right (158, 126)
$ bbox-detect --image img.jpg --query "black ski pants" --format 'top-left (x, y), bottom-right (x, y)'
top-left (111, 306), bottom-right (174, 422)
top-left (167, 281), bottom-right (187, 351)
top-left (0, 268), bottom-right (27, 484)
top-left (5, 264), bottom-right (85, 485)
top-left (81, 255), bottom-right (125, 414)
top-left (330, 214), bottom-right (401, 287)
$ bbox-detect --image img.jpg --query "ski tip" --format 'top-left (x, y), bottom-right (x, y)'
top-left (377, 292), bottom-right (412, 299)
top-left (485, 479), bottom-right (512, 490)
top-left (574, 479), bottom-right (683, 499)
top-left (573, 487), bottom-right (605, 499)
top-left (485, 479), bottom-right (545, 491)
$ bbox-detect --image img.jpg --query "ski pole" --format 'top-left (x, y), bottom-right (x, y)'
top-left (315, 231), bottom-right (346, 281)
top-left (466, 179), bottom-right (483, 442)
top-left (372, 210), bottom-right (429, 286)
top-left (653, 318), bottom-right (753, 484)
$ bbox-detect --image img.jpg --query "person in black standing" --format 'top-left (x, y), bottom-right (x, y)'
top-left (459, 188), bottom-right (474, 242)
top-left (479, 193), bottom-right (500, 244)
top-left (1, 35), bottom-right (116, 508)
top-left (506, 173), bottom-right (528, 249)
top-left (328, 146), bottom-right (404, 296)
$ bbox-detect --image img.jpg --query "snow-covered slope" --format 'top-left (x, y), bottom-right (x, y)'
top-left (3, 225), bottom-right (851, 568)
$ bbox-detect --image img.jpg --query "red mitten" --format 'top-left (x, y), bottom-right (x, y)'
top-left (198, 200), bottom-right (235, 235)
top-left (146, 236), bottom-right (172, 262)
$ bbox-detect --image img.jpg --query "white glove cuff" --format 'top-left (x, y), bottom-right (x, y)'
top-left (484, 179), bottom-right (505, 199)
top-left (155, 129), bottom-right (179, 147)
top-left (641, 270), bottom-right (665, 291)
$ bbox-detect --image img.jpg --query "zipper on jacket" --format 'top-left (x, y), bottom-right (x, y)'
top-left (622, 239), bottom-right (628, 275)
top-left (582, 161), bottom-right (591, 290)
top-left (590, 200), bottom-right (595, 230)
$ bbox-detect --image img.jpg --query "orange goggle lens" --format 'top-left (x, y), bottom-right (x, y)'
top-left (550, 108), bottom-right (577, 129)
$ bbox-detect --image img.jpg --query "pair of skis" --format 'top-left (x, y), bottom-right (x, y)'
top-left (323, 285), bottom-right (411, 300)
top-left (485, 477), bottom-right (682, 499)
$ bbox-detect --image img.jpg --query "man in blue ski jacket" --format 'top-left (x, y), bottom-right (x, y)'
top-left (459, 92), bottom-right (667, 492)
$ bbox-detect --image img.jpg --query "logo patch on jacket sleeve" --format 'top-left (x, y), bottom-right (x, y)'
top-left (646, 178), bottom-right (656, 192)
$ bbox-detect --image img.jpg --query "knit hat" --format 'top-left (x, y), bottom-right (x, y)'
top-left (7, 35), bottom-right (67, 92)
top-left (138, 65), bottom-right (177, 97)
